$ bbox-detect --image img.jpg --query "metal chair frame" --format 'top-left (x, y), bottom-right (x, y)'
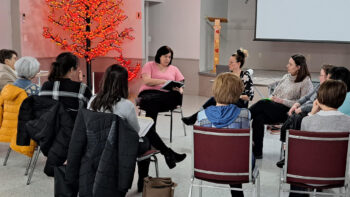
top-left (137, 150), bottom-right (160, 177)
top-left (279, 130), bottom-right (350, 197)
top-left (188, 126), bottom-right (260, 197)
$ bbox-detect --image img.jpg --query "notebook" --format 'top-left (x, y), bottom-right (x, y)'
top-left (161, 80), bottom-right (184, 91)
top-left (216, 65), bottom-right (230, 76)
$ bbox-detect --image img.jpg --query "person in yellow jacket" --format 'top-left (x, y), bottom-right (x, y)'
top-left (0, 56), bottom-right (40, 157)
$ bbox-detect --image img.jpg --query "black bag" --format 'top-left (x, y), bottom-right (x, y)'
top-left (54, 165), bottom-right (78, 197)
top-left (280, 112), bottom-right (308, 142)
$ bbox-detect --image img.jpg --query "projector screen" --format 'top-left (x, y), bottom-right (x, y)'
top-left (255, 0), bottom-right (350, 43)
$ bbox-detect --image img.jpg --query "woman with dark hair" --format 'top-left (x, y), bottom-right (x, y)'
top-left (311, 66), bottom-right (350, 116)
top-left (182, 49), bottom-right (254, 125)
top-left (249, 54), bottom-right (313, 158)
top-left (137, 46), bottom-right (186, 170)
top-left (39, 52), bottom-right (92, 120)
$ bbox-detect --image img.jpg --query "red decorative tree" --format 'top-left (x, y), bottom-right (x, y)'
top-left (43, 0), bottom-right (140, 88)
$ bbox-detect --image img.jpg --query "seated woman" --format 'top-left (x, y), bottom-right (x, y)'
top-left (279, 64), bottom-right (334, 143)
top-left (14, 56), bottom-right (41, 95)
top-left (197, 72), bottom-right (250, 197)
top-left (328, 67), bottom-right (350, 116)
top-left (302, 79), bottom-right (350, 131)
top-left (183, 49), bottom-right (253, 125)
top-left (137, 46), bottom-right (186, 167)
top-left (249, 54), bottom-right (313, 158)
top-left (39, 52), bottom-right (92, 120)
top-left (88, 64), bottom-right (150, 193)
top-left (0, 56), bottom-right (40, 156)
top-left (288, 80), bottom-right (350, 197)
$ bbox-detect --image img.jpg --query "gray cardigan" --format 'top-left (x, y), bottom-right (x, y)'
top-left (298, 84), bottom-right (320, 112)
top-left (301, 110), bottom-right (350, 132)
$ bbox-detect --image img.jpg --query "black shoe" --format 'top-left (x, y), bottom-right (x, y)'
top-left (276, 159), bottom-right (285, 168)
top-left (182, 112), bottom-right (198, 125)
top-left (169, 148), bottom-right (187, 162)
top-left (164, 148), bottom-right (187, 169)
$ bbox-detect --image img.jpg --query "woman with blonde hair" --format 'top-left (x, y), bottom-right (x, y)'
top-left (183, 49), bottom-right (254, 125)
top-left (197, 72), bottom-right (251, 197)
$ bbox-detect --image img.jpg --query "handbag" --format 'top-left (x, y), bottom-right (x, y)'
top-left (142, 177), bottom-right (177, 197)
top-left (54, 165), bottom-right (78, 197)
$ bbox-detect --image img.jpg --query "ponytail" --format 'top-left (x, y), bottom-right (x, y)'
top-left (232, 48), bottom-right (248, 68)
top-left (48, 52), bottom-right (78, 81)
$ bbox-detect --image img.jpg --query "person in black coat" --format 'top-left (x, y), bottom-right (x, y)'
top-left (65, 109), bottom-right (139, 197)
top-left (17, 95), bottom-right (74, 176)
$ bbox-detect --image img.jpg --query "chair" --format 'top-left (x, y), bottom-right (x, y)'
top-left (189, 125), bottom-right (260, 197)
top-left (137, 102), bottom-right (187, 143)
top-left (279, 129), bottom-right (350, 197)
top-left (25, 146), bottom-right (41, 185)
top-left (164, 105), bottom-right (187, 143)
top-left (137, 149), bottom-right (160, 177)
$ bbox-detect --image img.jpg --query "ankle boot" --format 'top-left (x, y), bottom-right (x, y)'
top-left (168, 148), bottom-right (186, 162)
top-left (182, 112), bottom-right (198, 125)
top-left (163, 148), bottom-right (187, 169)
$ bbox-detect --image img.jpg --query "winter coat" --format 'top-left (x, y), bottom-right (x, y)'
top-left (0, 63), bottom-right (17, 91)
top-left (17, 95), bottom-right (74, 176)
top-left (66, 109), bottom-right (139, 197)
top-left (0, 84), bottom-right (36, 157)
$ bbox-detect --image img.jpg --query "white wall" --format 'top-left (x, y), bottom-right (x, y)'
top-left (199, 0), bottom-right (228, 71)
top-left (148, 0), bottom-right (200, 59)
top-left (0, 0), bottom-right (13, 49)
top-left (223, 0), bottom-right (350, 72)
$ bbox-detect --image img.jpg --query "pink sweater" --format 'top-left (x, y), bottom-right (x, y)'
top-left (139, 61), bottom-right (184, 92)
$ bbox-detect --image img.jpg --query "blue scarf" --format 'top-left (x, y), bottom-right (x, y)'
top-left (205, 104), bottom-right (241, 128)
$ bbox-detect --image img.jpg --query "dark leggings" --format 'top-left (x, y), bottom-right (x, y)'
top-left (138, 90), bottom-right (182, 154)
top-left (249, 100), bottom-right (289, 155)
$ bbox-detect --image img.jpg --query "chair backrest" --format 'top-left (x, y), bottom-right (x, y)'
top-left (92, 72), bottom-right (104, 94)
top-left (192, 125), bottom-right (252, 183)
top-left (285, 129), bottom-right (350, 186)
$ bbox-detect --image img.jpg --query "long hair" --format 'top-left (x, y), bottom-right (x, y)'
top-left (48, 52), bottom-right (78, 81)
top-left (291, 54), bottom-right (311, 83)
top-left (90, 64), bottom-right (129, 112)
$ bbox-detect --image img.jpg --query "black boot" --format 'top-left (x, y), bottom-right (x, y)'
top-left (163, 148), bottom-right (187, 169)
top-left (182, 112), bottom-right (198, 125)
top-left (276, 159), bottom-right (285, 168)
top-left (137, 159), bottom-right (150, 192)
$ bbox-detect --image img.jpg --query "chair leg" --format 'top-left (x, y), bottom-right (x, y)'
top-left (24, 155), bottom-right (33, 176)
top-left (199, 180), bottom-right (203, 197)
top-left (3, 147), bottom-right (12, 166)
top-left (153, 155), bottom-right (159, 178)
top-left (170, 110), bottom-right (173, 143)
top-left (257, 173), bottom-right (261, 197)
top-left (180, 107), bottom-right (187, 136)
top-left (188, 177), bottom-right (194, 197)
top-left (27, 147), bottom-right (40, 185)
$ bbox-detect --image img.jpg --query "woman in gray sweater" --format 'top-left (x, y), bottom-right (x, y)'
top-left (301, 79), bottom-right (350, 132)
top-left (249, 54), bottom-right (313, 158)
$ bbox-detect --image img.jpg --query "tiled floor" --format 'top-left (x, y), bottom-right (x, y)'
top-left (0, 94), bottom-right (325, 197)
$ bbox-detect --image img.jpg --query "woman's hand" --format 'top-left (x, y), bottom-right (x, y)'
top-left (309, 99), bottom-right (321, 115)
top-left (288, 102), bottom-right (300, 116)
top-left (240, 95), bottom-right (250, 101)
top-left (271, 96), bottom-right (283, 104)
top-left (294, 107), bottom-right (302, 114)
top-left (172, 87), bottom-right (184, 94)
